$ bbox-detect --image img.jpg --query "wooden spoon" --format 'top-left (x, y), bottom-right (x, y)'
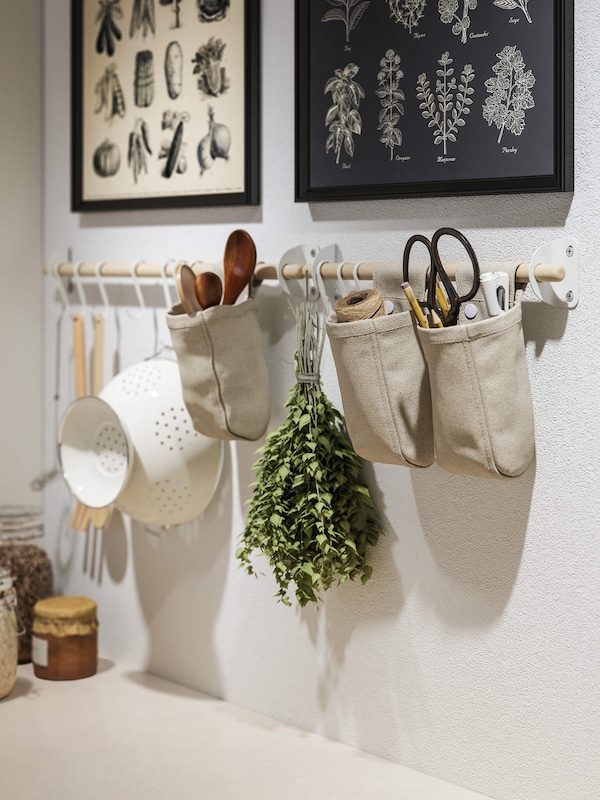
top-left (69, 313), bottom-right (91, 533)
top-left (176, 263), bottom-right (202, 315)
top-left (195, 271), bottom-right (223, 309)
top-left (222, 229), bottom-right (257, 305)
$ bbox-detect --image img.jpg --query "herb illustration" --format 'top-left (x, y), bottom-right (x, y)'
top-left (438, 0), bottom-right (478, 45)
top-left (129, 0), bottom-right (156, 38)
top-left (196, 0), bottom-right (230, 22)
top-left (237, 299), bottom-right (383, 608)
top-left (483, 45), bottom-right (535, 143)
top-left (159, 110), bottom-right (190, 177)
top-left (192, 38), bottom-right (230, 97)
top-left (94, 64), bottom-right (126, 121)
top-left (127, 118), bottom-right (152, 183)
top-left (387, 0), bottom-right (427, 32)
top-left (493, 0), bottom-right (532, 23)
top-left (95, 0), bottom-right (123, 57)
top-left (376, 49), bottom-right (404, 160)
top-left (416, 52), bottom-right (475, 155)
top-left (324, 63), bottom-right (365, 165)
top-left (197, 106), bottom-right (231, 174)
top-left (321, 0), bottom-right (370, 44)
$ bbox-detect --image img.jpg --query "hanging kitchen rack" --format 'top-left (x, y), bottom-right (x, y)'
top-left (44, 236), bottom-right (579, 309)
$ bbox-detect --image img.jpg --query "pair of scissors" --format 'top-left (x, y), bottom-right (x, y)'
top-left (402, 227), bottom-right (480, 327)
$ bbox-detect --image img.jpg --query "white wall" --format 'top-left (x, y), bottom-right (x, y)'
top-left (0, 1), bottom-right (42, 505)
top-left (42, 3), bottom-right (599, 800)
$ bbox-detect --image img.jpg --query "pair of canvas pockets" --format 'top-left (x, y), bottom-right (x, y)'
top-left (327, 261), bottom-right (535, 479)
top-left (166, 299), bottom-right (271, 441)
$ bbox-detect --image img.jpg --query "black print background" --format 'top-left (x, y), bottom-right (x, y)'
top-left (305, 0), bottom-right (556, 191)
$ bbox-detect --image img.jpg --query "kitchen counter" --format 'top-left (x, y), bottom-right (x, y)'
top-left (1, 661), bottom-right (494, 800)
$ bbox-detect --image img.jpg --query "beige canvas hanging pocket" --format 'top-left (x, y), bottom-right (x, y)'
top-left (417, 275), bottom-right (535, 479)
top-left (325, 262), bottom-right (434, 468)
top-left (167, 299), bottom-right (271, 441)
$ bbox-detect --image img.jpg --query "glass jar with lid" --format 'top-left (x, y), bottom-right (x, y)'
top-left (0, 506), bottom-right (53, 663)
top-left (0, 567), bottom-right (18, 700)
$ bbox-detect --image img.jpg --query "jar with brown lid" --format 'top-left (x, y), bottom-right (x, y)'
top-left (32, 596), bottom-right (98, 681)
top-left (0, 567), bottom-right (18, 699)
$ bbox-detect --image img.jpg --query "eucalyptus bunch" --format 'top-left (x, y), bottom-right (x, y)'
top-left (237, 300), bottom-right (383, 607)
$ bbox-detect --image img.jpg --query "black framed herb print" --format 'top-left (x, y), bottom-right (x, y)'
top-left (72, 0), bottom-right (260, 211)
top-left (295, 0), bottom-right (573, 202)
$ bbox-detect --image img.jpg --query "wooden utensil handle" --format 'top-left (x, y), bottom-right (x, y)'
top-left (73, 313), bottom-right (87, 399)
top-left (92, 312), bottom-right (104, 397)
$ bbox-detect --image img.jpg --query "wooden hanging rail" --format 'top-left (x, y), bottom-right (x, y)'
top-left (45, 260), bottom-right (565, 284)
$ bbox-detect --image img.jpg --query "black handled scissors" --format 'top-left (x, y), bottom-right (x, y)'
top-left (402, 227), bottom-right (480, 326)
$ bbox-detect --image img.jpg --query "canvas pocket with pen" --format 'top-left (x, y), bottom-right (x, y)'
top-left (416, 295), bottom-right (535, 479)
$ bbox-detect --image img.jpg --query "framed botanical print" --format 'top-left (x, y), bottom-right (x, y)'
top-left (72, 0), bottom-right (260, 210)
top-left (295, 0), bottom-right (573, 202)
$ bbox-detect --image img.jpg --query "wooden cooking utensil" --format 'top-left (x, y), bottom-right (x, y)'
top-left (89, 312), bottom-right (112, 532)
top-left (69, 313), bottom-right (91, 533)
top-left (195, 271), bottom-right (223, 309)
top-left (176, 263), bottom-right (202, 315)
top-left (222, 229), bottom-right (257, 306)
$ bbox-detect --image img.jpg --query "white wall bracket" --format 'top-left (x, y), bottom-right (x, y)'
top-left (529, 237), bottom-right (579, 309)
top-left (277, 244), bottom-right (320, 302)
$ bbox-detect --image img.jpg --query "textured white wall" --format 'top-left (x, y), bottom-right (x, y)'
top-left (42, 2), bottom-right (599, 800)
top-left (0, 1), bottom-right (42, 505)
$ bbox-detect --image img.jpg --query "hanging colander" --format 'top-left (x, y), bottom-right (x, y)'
top-left (58, 356), bottom-right (223, 528)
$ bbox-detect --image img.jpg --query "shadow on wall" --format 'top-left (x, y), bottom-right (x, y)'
top-left (307, 191), bottom-right (573, 231)
top-left (128, 444), bottom-right (234, 698)
top-left (410, 458), bottom-right (535, 626)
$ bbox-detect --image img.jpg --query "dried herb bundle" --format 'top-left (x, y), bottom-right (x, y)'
top-left (237, 300), bottom-right (383, 607)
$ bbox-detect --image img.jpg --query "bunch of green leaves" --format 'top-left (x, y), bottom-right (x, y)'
top-left (237, 300), bottom-right (383, 607)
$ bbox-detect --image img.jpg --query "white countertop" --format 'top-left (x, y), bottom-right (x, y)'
top-left (1, 661), bottom-right (494, 800)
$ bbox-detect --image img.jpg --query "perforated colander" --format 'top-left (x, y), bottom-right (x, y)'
top-left (58, 357), bottom-right (223, 528)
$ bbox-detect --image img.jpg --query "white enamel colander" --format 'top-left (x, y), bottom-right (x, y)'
top-left (58, 356), bottom-right (223, 528)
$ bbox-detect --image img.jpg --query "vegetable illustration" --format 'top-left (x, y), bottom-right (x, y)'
top-left (387, 0), bottom-right (427, 32)
top-left (493, 0), bottom-right (532, 23)
top-left (134, 50), bottom-right (154, 107)
top-left (159, 110), bottom-right (190, 177)
top-left (160, 0), bottom-right (183, 28)
top-left (482, 45), bottom-right (535, 143)
top-left (376, 49), bottom-right (404, 160)
top-left (324, 63), bottom-right (364, 165)
top-left (95, 0), bottom-right (123, 57)
top-left (127, 118), bottom-right (152, 183)
top-left (196, 0), bottom-right (230, 22)
top-left (197, 106), bottom-right (231, 174)
top-left (94, 64), bottom-right (126, 121)
top-left (164, 41), bottom-right (183, 99)
top-left (237, 298), bottom-right (384, 608)
top-left (416, 52), bottom-right (475, 155)
top-left (129, 0), bottom-right (156, 38)
top-left (321, 0), bottom-right (370, 44)
top-left (93, 140), bottom-right (121, 177)
top-left (191, 38), bottom-right (230, 97)
top-left (438, 0), bottom-right (478, 45)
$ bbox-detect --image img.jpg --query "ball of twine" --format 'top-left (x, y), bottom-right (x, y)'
top-left (334, 289), bottom-right (387, 322)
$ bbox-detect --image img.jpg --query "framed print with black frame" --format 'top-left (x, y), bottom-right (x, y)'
top-left (72, 0), bottom-right (260, 211)
top-left (295, 0), bottom-right (573, 202)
